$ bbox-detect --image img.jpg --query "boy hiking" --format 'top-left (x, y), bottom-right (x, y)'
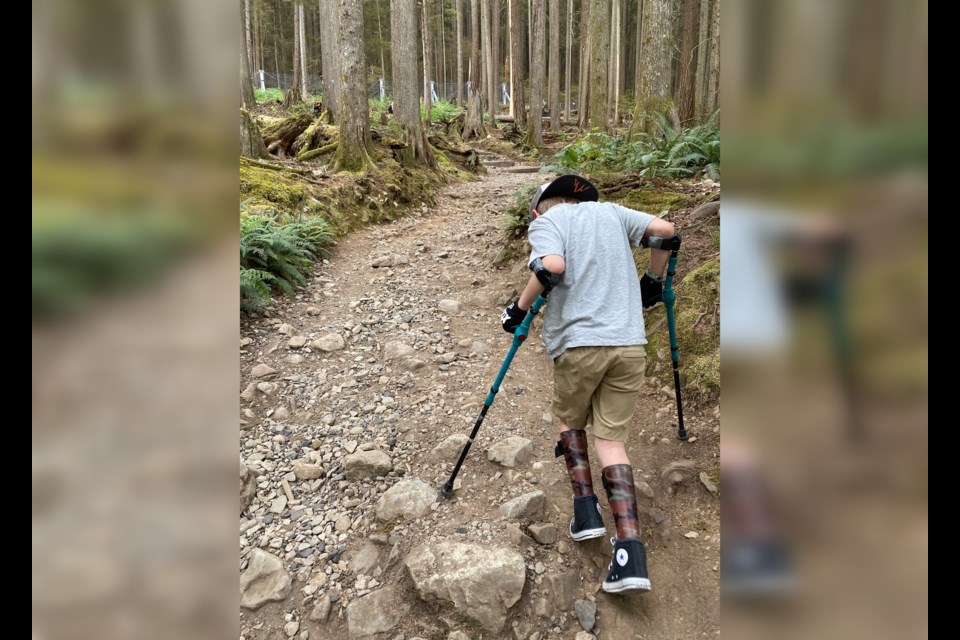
top-left (501, 175), bottom-right (675, 593)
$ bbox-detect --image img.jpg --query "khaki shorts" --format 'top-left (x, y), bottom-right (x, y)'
top-left (552, 345), bottom-right (646, 442)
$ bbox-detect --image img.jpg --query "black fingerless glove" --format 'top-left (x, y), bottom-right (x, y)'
top-left (640, 273), bottom-right (664, 308)
top-left (500, 300), bottom-right (527, 333)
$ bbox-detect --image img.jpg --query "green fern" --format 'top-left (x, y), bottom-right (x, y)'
top-left (239, 210), bottom-right (337, 313)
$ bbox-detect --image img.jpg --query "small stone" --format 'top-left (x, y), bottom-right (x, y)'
top-left (527, 523), bottom-right (558, 545)
top-left (503, 522), bottom-right (525, 545)
top-left (431, 434), bottom-right (469, 462)
top-left (636, 479), bottom-right (655, 500)
top-left (288, 336), bottom-right (308, 349)
top-left (541, 413), bottom-right (553, 425)
top-left (293, 461), bottom-right (324, 480)
top-left (574, 633), bottom-right (597, 640)
top-left (351, 542), bottom-right (381, 574)
top-left (286, 354), bottom-right (305, 364)
top-left (573, 599), bottom-right (596, 632)
top-left (532, 597), bottom-right (552, 618)
top-left (699, 471), bottom-right (718, 496)
top-left (383, 341), bottom-right (415, 361)
top-left (448, 632), bottom-right (471, 640)
top-left (284, 621), bottom-right (300, 637)
top-left (501, 491), bottom-right (547, 521)
top-left (439, 299), bottom-right (462, 314)
top-left (684, 531), bottom-right (699, 539)
top-left (343, 450), bottom-right (393, 480)
top-left (270, 495), bottom-right (287, 514)
top-left (336, 516), bottom-right (352, 532)
top-left (470, 340), bottom-right (491, 354)
top-left (544, 571), bottom-right (579, 611)
top-left (372, 255), bottom-right (394, 268)
top-left (309, 594), bottom-right (332, 622)
top-left (252, 363), bottom-right (277, 378)
top-left (312, 333), bottom-right (345, 352)
top-left (344, 440), bottom-right (358, 454)
top-left (487, 437), bottom-right (534, 468)
top-left (653, 512), bottom-right (665, 524)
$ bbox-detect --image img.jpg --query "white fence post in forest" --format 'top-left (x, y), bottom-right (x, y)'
top-left (501, 82), bottom-right (509, 105)
top-left (430, 80), bottom-right (439, 103)
top-left (258, 69), bottom-right (265, 90)
top-left (379, 77), bottom-right (385, 101)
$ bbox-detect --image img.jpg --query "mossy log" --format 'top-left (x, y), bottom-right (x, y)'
top-left (262, 113), bottom-right (313, 156)
top-left (296, 142), bottom-right (339, 162)
top-left (428, 135), bottom-right (482, 173)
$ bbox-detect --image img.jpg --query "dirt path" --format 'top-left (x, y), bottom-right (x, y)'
top-left (240, 155), bottom-right (720, 640)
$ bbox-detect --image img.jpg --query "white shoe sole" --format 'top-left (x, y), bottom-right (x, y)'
top-left (569, 521), bottom-right (606, 541)
top-left (602, 577), bottom-right (652, 593)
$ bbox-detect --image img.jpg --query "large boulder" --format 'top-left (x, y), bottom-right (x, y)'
top-left (345, 586), bottom-right (406, 637)
top-left (405, 541), bottom-right (525, 633)
top-left (239, 549), bottom-right (291, 610)
top-left (500, 491), bottom-right (547, 521)
top-left (486, 436), bottom-right (533, 467)
top-left (376, 479), bottom-right (438, 521)
top-left (343, 449), bottom-right (392, 480)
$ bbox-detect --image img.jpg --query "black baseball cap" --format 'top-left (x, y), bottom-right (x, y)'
top-left (529, 174), bottom-right (600, 218)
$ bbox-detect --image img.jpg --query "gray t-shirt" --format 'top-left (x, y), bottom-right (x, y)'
top-left (527, 201), bottom-right (656, 359)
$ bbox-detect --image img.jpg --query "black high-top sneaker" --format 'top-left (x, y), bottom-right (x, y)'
top-left (603, 537), bottom-right (652, 592)
top-left (569, 494), bottom-right (607, 541)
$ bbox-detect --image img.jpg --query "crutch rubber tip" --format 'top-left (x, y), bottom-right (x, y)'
top-left (676, 431), bottom-right (689, 441)
top-left (440, 483), bottom-right (454, 499)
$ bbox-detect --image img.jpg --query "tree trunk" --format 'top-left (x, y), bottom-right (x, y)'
top-left (509, 0), bottom-right (527, 128)
top-left (606, 0), bottom-right (615, 123)
top-left (528, 0), bottom-right (533, 72)
top-left (241, 109), bottom-right (269, 158)
top-left (391, 0), bottom-right (437, 166)
top-left (588, 0), bottom-right (609, 130)
top-left (463, 0), bottom-right (487, 138)
top-left (695, 0), bottom-right (710, 119)
top-left (706, 0), bottom-right (718, 115)
top-left (577, 0), bottom-right (590, 127)
top-left (634, 0), bottom-right (644, 100)
top-left (298, 2), bottom-right (308, 96)
top-left (245, 0), bottom-right (254, 84)
top-left (319, 0), bottom-right (341, 119)
top-left (564, 0), bottom-right (573, 123)
top-left (548, 0), bottom-right (560, 130)
top-left (273, 0), bottom-right (281, 78)
top-left (481, 0), bottom-right (495, 122)
top-left (636, 0), bottom-right (674, 130)
top-left (440, 0), bottom-right (448, 90)
top-left (285, 2), bottom-right (303, 107)
top-left (456, 0), bottom-right (465, 103)
top-left (422, 0), bottom-right (434, 121)
top-left (492, 0), bottom-right (501, 113)
top-left (334, 0), bottom-right (373, 171)
top-left (617, 0), bottom-right (626, 120)
top-left (676, 0), bottom-right (700, 125)
top-left (252, 0), bottom-right (261, 75)
top-left (376, 0), bottom-right (389, 81)
top-left (241, 0), bottom-right (256, 107)
top-left (524, 0), bottom-right (544, 147)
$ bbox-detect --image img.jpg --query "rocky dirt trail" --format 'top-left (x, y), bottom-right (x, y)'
top-left (240, 152), bottom-right (720, 640)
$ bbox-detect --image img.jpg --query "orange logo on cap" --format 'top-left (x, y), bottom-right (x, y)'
top-left (572, 178), bottom-right (590, 194)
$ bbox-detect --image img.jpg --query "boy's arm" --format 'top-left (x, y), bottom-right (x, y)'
top-left (644, 218), bottom-right (676, 277)
top-left (518, 254), bottom-right (564, 309)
